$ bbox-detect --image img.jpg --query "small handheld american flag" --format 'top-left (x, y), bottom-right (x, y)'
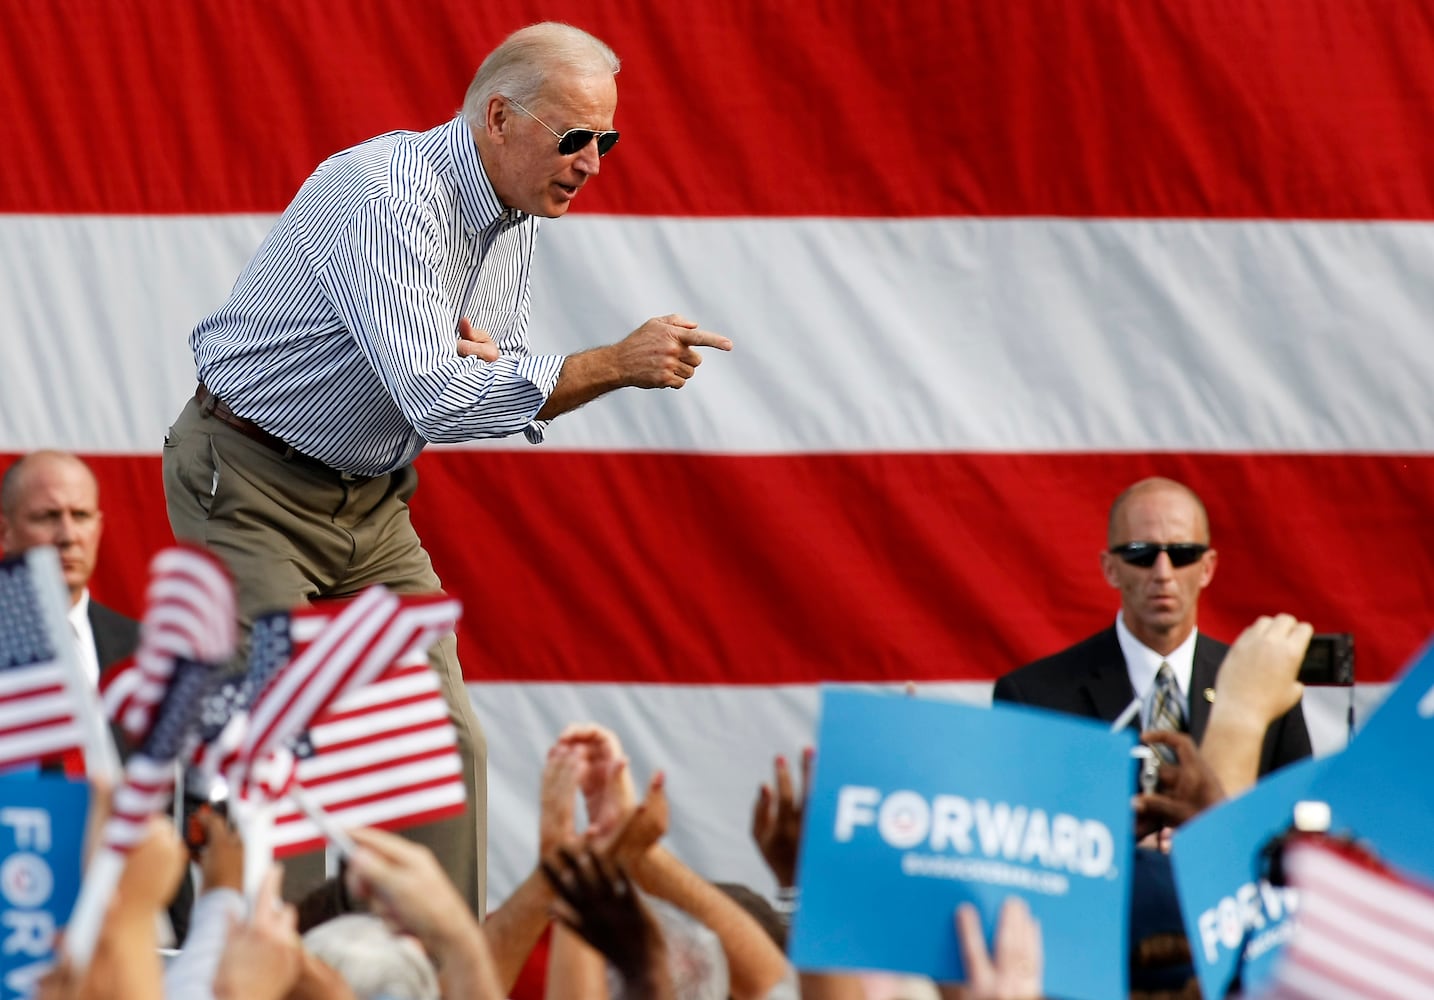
top-left (65, 545), bottom-right (237, 970)
top-left (0, 550), bottom-right (94, 771)
top-left (1255, 835), bottom-right (1434, 999)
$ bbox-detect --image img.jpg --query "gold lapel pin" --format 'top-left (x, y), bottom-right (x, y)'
top-left (1203, 687), bottom-right (1216, 703)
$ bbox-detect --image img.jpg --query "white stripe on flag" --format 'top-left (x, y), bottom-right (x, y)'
top-left (295, 725), bottom-right (455, 782)
top-left (308, 700), bottom-right (450, 748)
top-left (0, 724), bottom-right (88, 763)
top-left (293, 755), bottom-right (463, 809)
top-left (6, 216), bottom-right (1434, 454)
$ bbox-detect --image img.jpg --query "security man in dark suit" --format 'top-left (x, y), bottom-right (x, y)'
top-left (0, 450), bottom-right (138, 680)
top-left (1, 450), bottom-right (194, 939)
top-left (993, 476), bottom-right (1310, 777)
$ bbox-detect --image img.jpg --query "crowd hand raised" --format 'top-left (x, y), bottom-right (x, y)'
top-left (1212, 613), bottom-right (1312, 728)
top-left (941, 898), bottom-right (1044, 1000)
top-left (34, 959), bottom-right (81, 1000)
top-left (344, 826), bottom-right (481, 960)
top-left (115, 815), bottom-right (189, 915)
top-left (555, 723), bottom-right (637, 844)
top-left (751, 748), bottom-right (812, 888)
top-left (195, 806), bottom-right (245, 893)
top-left (539, 742), bottom-right (585, 859)
top-left (603, 772), bottom-right (669, 869)
top-left (542, 846), bottom-right (675, 1000)
top-left (456, 317), bottom-right (499, 362)
top-left (615, 313), bottom-right (732, 390)
top-left (1133, 731), bottom-right (1227, 839)
top-left (213, 865), bottom-right (303, 1000)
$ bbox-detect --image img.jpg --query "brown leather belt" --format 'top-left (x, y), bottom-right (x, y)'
top-left (194, 383), bottom-right (369, 482)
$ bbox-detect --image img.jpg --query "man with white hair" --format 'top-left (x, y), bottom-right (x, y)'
top-left (162, 21), bottom-right (733, 914)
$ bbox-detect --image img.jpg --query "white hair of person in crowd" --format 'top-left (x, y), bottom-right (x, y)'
top-left (302, 913), bottom-right (440, 1000)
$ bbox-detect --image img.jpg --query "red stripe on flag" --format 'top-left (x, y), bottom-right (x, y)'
top-left (0, 712), bottom-right (78, 737)
top-left (276, 774), bottom-right (465, 824)
top-left (316, 691), bottom-right (448, 727)
top-left (5, 1), bottom-right (1434, 218)
top-left (0, 683), bottom-right (67, 703)
top-left (36, 451), bottom-right (1434, 686)
top-left (272, 802), bottom-right (467, 858)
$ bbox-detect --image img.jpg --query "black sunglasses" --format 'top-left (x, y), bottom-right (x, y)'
top-left (1108, 542), bottom-right (1209, 568)
top-left (506, 97), bottom-right (619, 157)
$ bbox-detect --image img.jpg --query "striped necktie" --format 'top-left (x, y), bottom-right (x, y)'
top-left (1148, 661), bottom-right (1186, 762)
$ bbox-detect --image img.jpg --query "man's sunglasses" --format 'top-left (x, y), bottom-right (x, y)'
top-left (1108, 542), bottom-right (1209, 568)
top-left (506, 97), bottom-right (619, 157)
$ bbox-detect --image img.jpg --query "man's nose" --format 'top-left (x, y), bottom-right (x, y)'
top-left (53, 513), bottom-right (77, 544)
top-left (574, 139), bottom-right (601, 176)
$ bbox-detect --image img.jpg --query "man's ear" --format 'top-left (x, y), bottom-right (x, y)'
top-left (1099, 550), bottom-right (1121, 588)
top-left (485, 95), bottom-right (511, 143)
top-left (1198, 547), bottom-right (1218, 589)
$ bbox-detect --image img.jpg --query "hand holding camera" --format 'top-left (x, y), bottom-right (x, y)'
top-left (1132, 731), bottom-right (1227, 839)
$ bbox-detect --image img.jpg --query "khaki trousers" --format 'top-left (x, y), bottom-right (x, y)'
top-left (162, 397), bottom-right (487, 915)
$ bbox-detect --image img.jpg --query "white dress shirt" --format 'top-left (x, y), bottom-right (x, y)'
top-left (68, 588), bottom-right (101, 688)
top-left (1114, 613), bottom-right (1197, 729)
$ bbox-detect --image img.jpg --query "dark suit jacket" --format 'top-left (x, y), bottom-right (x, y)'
top-left (992, 626), bottom-right (1312, 777)
top-left (89, 599), bottom-right (140, 672)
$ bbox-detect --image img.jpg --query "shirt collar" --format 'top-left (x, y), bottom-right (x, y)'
top-left (1114, 612), bottom-right (1198, 704)
top-left (69, 587), bottom-right (91, 623)
top-left (443, 115), bottom-right (524, 236)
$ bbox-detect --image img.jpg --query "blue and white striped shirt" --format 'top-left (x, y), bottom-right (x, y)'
top-left (191, 115), bottom-right (564, 476)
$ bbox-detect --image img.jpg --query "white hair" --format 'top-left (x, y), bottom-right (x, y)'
top-left (302, 914), bottom-right (439, 1000)
top-left (461, 21), bottom-right (620, 126)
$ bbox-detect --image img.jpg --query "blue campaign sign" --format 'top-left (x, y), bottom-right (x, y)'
top-left (0, 773), bottom-right (89, 1000)
top-left (1309, 635), bottom-right (1434, 884)
top-left (788, 688), bottom-right (1135, 1000)
top-left (1170, 756), bottom-right (1326, 1000)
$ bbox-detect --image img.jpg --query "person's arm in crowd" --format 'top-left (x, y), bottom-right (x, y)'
top-left (545, 924), bottom-right (611, 1000)
top-left (1200, 614), bottom-right (1311, 796)
top-left (1133, 730), bottom-right (1227, 838)
top-left (545, 738), bottom-right (674, 1000)
top-left (751, 749), bottom-right (812, 891)
top-left (938, 898), bottom-right (1045, 1000)
top-left (543, 846), bottom-right (675, 1000)
top-left (630, 844), bottom-right (789, 1000)
top-left (212, 865), bottom-right (304, 1000)
top-left (487, 741), bottom-right (585, 995)
top-left (795, 973), bottom-right (869, 1000)
top-left (82, 815), bottom-right (188, 1000)
top-left (163, 807), bottom-right (247, 1000)
top-left (344, 826), bottom-right (504, 1000)
top-left (566, 723), bottom-right (789, 1000)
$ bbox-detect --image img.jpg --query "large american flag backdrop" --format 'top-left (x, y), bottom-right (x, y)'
top-left (3, 2), bottom-right (1432, 900)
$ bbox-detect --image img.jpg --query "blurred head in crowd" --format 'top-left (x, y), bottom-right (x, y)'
top-left (0, 450), bottom-right (104, 605)
top-left (302, 913), bottom-right (438, 1000)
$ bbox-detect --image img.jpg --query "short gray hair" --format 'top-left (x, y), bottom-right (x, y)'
top-left (302, 914), bottom-right (439, 1000)
top-left (461, 21), bottom-right (620, 126)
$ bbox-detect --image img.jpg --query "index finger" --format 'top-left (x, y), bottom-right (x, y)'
top-left (955, 902), bottom-right (994, 981)
top-left (773, 755), bottom-right (795, 811)
top-left (677, 327), bottom-right (733, 351)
